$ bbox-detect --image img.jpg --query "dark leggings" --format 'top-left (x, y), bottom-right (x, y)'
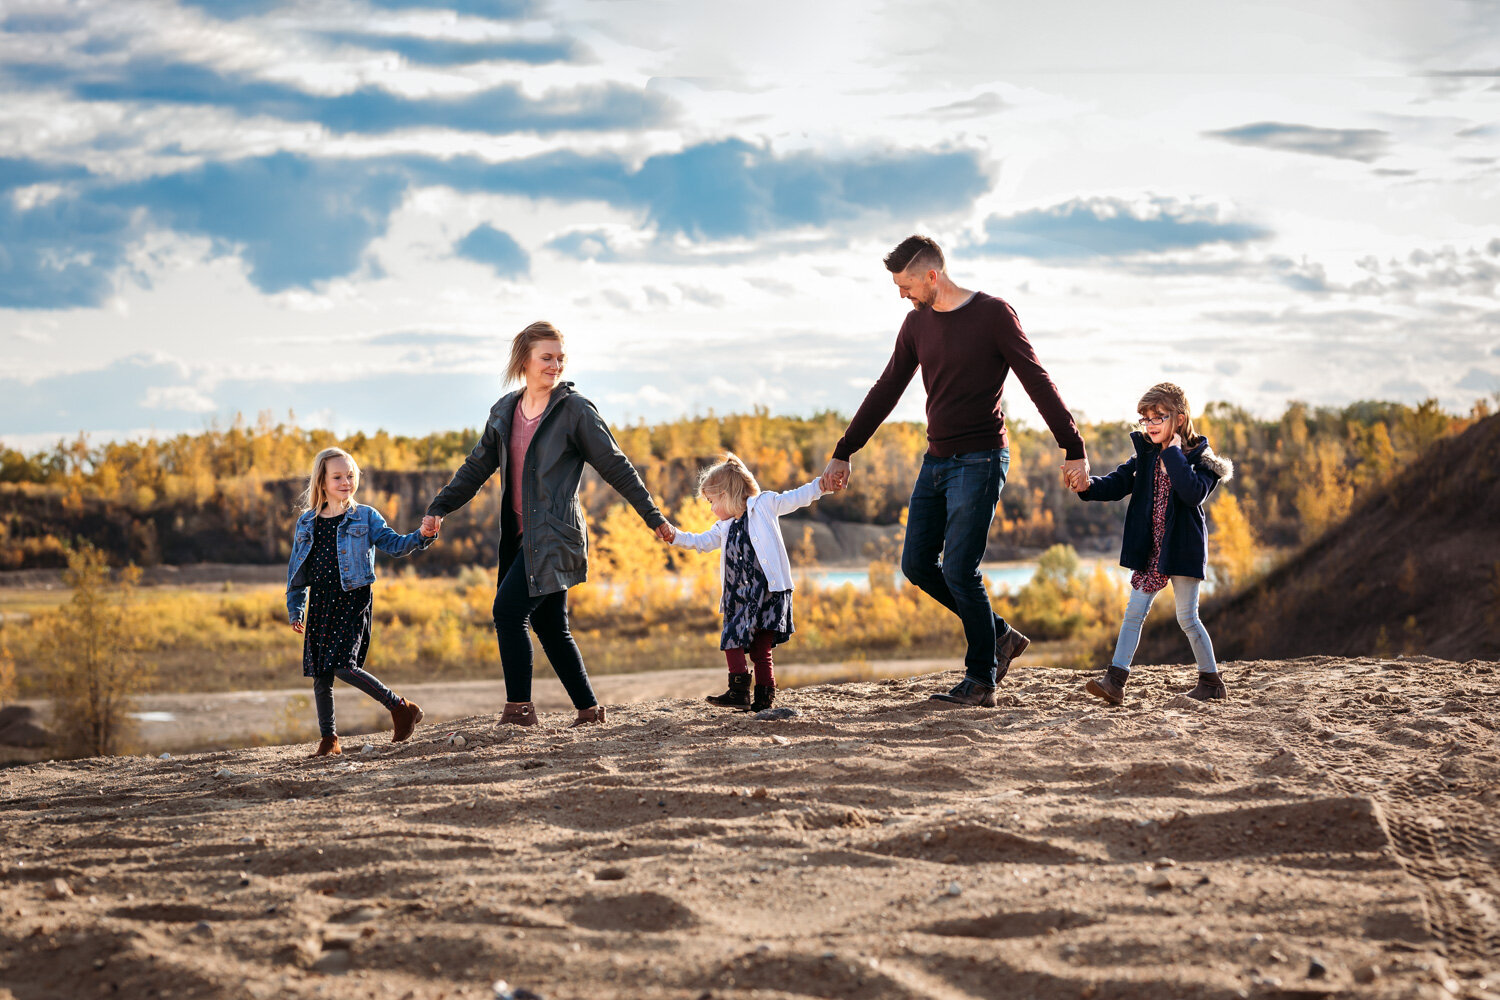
top-left (492, 522), bottom-right (596, 709)
top-left (313, 667), bottom-right (398, 739)
top-left (724, 629), bottom-right (776, 687)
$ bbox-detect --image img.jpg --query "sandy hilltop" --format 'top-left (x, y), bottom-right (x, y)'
top-left (1, 656), bottom-right (1497, 1000)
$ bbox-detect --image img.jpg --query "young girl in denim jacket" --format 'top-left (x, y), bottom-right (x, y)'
top-left (1074, 383), bottom-right (1234, 705)
top-left (659, 454), bottom-right (831, 713)
top-left (287, 447), bottom-right (437, 756)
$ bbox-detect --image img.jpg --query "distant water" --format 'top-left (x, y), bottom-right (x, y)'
top-left (803, 563), bottom-right (1041, 591)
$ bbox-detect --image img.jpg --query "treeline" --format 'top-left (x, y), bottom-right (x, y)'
top-left (0, 398), bottom-right (1491, 571)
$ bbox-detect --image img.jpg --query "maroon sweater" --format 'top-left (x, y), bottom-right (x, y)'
top-left (833, 291), bottom-right (1085, 461)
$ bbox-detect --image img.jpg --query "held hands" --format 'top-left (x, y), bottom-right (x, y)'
top-left (290, 620), bottom-right (304, 634)
top-left (655, 522), bottom-right (676, 544)
top-left (1060, 456), bottom-right (1091, 493)
top-left (420, 514), bottom-right (443, 538)
top-left (820, 458), bottom-right (851, 492)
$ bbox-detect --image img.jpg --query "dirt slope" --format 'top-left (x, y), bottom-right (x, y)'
top-left (1, 657), bottom-right (1497, 1000)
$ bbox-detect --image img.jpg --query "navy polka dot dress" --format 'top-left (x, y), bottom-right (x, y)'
top-left (719, 515), bottom-right (793, 652)
top-left (301, 511), bottom-right (373, 678)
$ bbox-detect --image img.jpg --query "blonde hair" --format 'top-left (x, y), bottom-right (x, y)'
top-left (1137, 382), bottom-right (1203, 449)
top-left (505, 320), bottom-right (565, 384)
top-left (697, 452), bottom-right (760, 518)
top-left (301, 447), bottom-right (360, 513)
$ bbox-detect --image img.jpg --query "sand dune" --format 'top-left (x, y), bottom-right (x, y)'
top-left (1, 656), bottom-right (1497, 1000)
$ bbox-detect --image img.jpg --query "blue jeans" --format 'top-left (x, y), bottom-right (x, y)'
top-left (1111, 578), bottom-right (1218, 672)
top-left (901, 448), bottom-right (1010, 685)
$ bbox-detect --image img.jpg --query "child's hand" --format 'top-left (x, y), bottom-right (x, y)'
top-left (290, 621), bottom-right (304, 634)
top-left (655, 522), bottom-right (676, 543)
top-left (420, 514), bottom-right (442, 538)
top-left (1168, 433), bottom-right (1183, 450)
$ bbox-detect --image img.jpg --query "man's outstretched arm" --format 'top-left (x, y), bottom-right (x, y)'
top-left (995, 302), bottom-right (1089, 486)
top-left (823, 331), bottom-right (919, 490)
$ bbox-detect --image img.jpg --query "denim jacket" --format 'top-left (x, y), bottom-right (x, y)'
top-left (286, 502), bottom-right (434, 624)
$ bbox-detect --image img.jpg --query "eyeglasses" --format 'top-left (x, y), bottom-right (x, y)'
top-left (1138, 415), bottom-right (1171, 427)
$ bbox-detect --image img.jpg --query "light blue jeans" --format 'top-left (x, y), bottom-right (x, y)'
top-left (1111, 578), bottom-right (1218, 673)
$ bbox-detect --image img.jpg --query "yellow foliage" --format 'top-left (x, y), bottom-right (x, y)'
top-left (1208, 491), bottom-right (1259, 591)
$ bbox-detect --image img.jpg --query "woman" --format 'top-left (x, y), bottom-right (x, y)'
top-left (423, 321), bottom-right (671, 727)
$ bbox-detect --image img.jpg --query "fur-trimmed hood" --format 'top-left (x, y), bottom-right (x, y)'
top-left (1129, 431), bottom-right (1234, 483)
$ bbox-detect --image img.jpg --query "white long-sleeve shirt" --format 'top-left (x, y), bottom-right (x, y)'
top-left (669, 479), bottom-right (828, 603)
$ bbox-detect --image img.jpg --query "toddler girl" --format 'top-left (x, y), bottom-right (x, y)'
top-left (660, 454), bottom-right (830, 713)
top-left (1074, 383), bottom-right (1234, 704)
top-left (287, 447), bottom-right (437, 756)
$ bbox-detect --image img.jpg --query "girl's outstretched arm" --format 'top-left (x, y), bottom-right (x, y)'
top-left (669, 519), bottom-right (730, 552)
top-left (1078, 456), bottom-right (1137, 502)
top-left (368, 507), bottom-right (436, 557)
top-left (763, 479), bottom-right (830, 517)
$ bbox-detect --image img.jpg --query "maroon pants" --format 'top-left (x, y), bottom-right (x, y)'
top-left (725, 629), bottom-right (775, 686)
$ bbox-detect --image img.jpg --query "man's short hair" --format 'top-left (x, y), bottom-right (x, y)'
top-left (884, 235), bottom-right (945, 275)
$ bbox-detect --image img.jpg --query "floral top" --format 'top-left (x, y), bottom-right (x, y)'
top-left (1130, 459), bottom-right (1172, 594)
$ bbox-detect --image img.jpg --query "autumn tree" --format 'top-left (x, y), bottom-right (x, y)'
top-left (42, 545), bottom-right (154, 758)
top-left (1208, 491), bottom-right (1259, 591)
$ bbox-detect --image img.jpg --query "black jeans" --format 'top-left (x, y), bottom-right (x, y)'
top-left (312, 667), bottom-right (399, 739)
top-left (900, 448), bottom-right (1012, 685)
top-left (493, 510), bottom-right (597, 708)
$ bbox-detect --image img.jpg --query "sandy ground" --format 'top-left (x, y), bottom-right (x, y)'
top-left (1, 655), bottom-right (1497, 1000)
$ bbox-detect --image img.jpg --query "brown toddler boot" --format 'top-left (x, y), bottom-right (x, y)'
top-left (750, 683), bottom-right (776, 714)
top-left (390, 697), bottom-right (423, 742)
top-left (568, 705), bottom-right (606, 728)
top-left (706, 672), bottom-right (753, 709)
top-left (312, 736), bottom-right (342, 757)
top-left (1085, 666), bottom-right (1130, 706)
top-left (1186, 671), bottom-right (1227, 702)
top-left (499, 701), bottom-right (538, 727)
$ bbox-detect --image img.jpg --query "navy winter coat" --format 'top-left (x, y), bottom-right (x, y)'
top-left (1078, 432), bottom-right (1234, 581)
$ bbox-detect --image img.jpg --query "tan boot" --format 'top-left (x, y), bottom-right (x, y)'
top-left (390, 698), bottom-right (423, 742)
top-left (312, 736), bottom-right (342, 757)
top-left (499, 701), bottom-right (538, 727)
top-left (568, 704), bottom-right (605, 728)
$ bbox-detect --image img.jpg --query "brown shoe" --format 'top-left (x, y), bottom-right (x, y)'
top-left (312, 736), bottom-right (342, 757)
top-left (995, 626), bottom-right (1030, 683)
top-left (390, 698), bottom-right (423, 742)
top-left (568, 705), bottom-right (605, 728)
top-left (499, 702), bottom-right (538, 727)
top-left (1186, 671), bottom-right (1227, 702)
top-left (929, 677), bottom-right (997, 708)
top-left (707, 672), bottom-right (753, 709)
top-left (1085, 666), bottom-right (1130, 706)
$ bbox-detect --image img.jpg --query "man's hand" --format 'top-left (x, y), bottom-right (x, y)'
top-left (655, 522), bottom-right (676, 543)
top-left (420, 514), bottom-right (442, 538)
top-left (1061, 457), bottom-right (1091, 493)
top-left (290, 621), bottom-right (304, 634)
top-left (821, 458), bottom-right (851, 492)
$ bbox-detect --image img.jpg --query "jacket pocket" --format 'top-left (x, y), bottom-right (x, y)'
top-left (544, 510), bottom-right (585, 545)
top-left (347, 524), bottom-right (368, 537)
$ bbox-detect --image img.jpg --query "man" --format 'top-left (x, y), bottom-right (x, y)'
top-left (822, 235), bottom-right (1089, 707)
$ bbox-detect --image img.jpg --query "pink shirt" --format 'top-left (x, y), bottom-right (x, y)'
top-left (508, 404), bottom-right (544, 525)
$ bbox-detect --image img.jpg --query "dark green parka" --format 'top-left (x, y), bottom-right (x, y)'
top-left (426, 383), bottom-right (666, 597)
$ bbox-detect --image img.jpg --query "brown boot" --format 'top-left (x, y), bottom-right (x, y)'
top-left (706, 672), bottom-right (753, 709)
top-left (568, 705), bottom-right (605, 728)
top-left (390, 698), bottom-right (423, 743)
top-left (750, 684), bottom-right (776, 714)
top-left (994, 625), bottom-right (1030, 684)
top-left (499, 702), bottom-right (538, 727)
top-left (1186, 671), bottom-right (1227, 702)
top-left (1085, 666), bottom-right (1130, 706)
top-left (312, 736), bottom-right (342, 757)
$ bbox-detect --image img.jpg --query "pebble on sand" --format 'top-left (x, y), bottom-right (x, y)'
top-left (44, 878), bottom-right (72, 900)
top-left (595, 866), bottom-right (628, 881)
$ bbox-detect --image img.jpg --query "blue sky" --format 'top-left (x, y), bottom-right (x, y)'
top-left (1, 0), bottom-right (1497, 450)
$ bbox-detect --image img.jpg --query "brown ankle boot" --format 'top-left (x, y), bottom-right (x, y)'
top-left (390, 698), bottom-right (423, 742)
top-left (706, 672), bottom-right (753, 709)
top-left (750, 683), bottom-right (776, 713)
top-left (499, 702), bottom-right (538, 727)
top-left (568, 704), bottom-right (605, 728)
top-left (1186, 671), bottom-right (1227, 702)
top-left (1085, 666), bottom-right (1130, 706)
top-left (312, 736), bottom-right (342, 757)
